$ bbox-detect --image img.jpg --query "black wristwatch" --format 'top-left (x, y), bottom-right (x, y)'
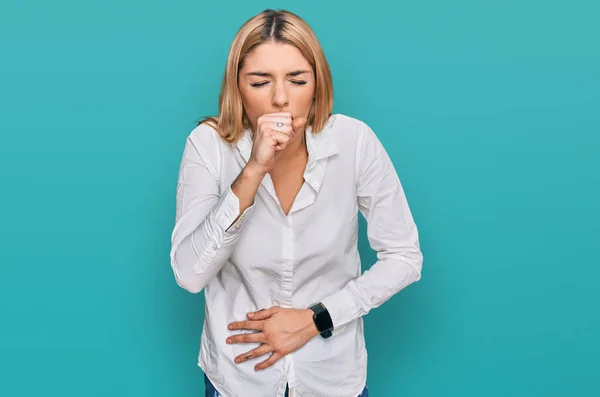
top-left (309, 303), bottom-right (334, 339)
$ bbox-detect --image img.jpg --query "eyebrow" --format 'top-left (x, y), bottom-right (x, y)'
top-left (245, 70), bottom-right (310, 77)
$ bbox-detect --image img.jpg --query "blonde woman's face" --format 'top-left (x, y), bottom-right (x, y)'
top-left (238, 42), bottom-right (315, 130)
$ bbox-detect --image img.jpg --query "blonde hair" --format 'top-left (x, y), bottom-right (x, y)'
top-left (197, 9), bottom-right (334, 144)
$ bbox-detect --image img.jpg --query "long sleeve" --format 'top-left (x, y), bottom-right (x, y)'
top-left (170, 130), bottom-right (255, 293)
top-left (320, 121), bottom-right (423, 330)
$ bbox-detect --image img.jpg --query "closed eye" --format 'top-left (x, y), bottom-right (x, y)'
top-left (250, 81), bottom-right (269, 87)
top-left (249, 80), bottom-right (308, 88)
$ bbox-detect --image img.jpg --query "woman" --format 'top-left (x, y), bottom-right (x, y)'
top-left (170, 8), bottom-right (423, 397)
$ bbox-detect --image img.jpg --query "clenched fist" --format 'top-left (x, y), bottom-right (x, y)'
top-left (247, 112), bottom-right (307, 174)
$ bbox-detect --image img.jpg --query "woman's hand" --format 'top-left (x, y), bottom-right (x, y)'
top-left (227, 306), bottom-right (320, 371)
top-left (246, 113), bottom-right (307, 174)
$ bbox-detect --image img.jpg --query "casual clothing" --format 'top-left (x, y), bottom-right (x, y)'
top-left (170, 114), bottom-right (423, 397)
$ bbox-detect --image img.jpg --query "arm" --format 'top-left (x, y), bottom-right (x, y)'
top-left (320, 121), bottom-right (423, 331)
top-left (169, 131), bottom-right (264, 294)
top-left (224, 121), bottom-right (422, 370)
top-left (170, 113), bottom-right (303, 294)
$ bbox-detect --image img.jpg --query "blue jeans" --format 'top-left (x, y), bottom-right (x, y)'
top-left (205, 373), bottom-right (369, 397)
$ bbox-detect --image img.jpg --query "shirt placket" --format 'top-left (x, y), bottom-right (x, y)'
top-left (282, 214), bottom-right (296, 395)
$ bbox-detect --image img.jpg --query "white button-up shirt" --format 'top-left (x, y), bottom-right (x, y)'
top-left (170, 114), bottom-right (423, 397)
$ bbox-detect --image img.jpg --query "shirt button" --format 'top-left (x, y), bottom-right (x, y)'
top-left (312, 182), bottom-right (319, 188)
top-left (212, 243), bottom-right (219, 250)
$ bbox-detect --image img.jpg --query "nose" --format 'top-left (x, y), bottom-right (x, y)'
top-left (271, 81), bottom-right (289, 109)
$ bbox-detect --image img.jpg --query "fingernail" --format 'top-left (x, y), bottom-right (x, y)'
top-left (248, 312), bottom-right (254, 317)
top-left (228, 324), bottom-right (233, 330)
top-left (235, 358), bottom-right (241, 364)
top-left (226, 338), bottom-right (232, 344)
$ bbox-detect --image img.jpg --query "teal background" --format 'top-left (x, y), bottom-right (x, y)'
top-left (1, 0), bottom-right (599, 396)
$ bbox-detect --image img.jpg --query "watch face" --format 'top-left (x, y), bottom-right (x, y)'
top-left (311, 303), bottom-right (333, 337)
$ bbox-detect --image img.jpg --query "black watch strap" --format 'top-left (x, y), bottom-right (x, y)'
top-left (309, 303), bottom-right (334, 339)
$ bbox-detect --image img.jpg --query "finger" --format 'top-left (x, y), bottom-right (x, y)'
top-left (248, 307), bottom-right (280, 320)
top-left (235, 344), bottom-right (274, 364)
top-left (226, 332), bottom-right (266, 345)
top-left (261, 115), bottom-right (292, 124)
top-left (267, 121), bottom-right (293, 135)
top-left (260, 112), bottom-right (292, 119)
top-left (228, 320), bottom-right (264, 331)
top-left (258, 115), bottom-right (292, 128)
top-left (255, 351), bottom-right (283, 371)
top-left (292, 116), bottom-right (307, 133)
top-left (269, 131), bottom-right (291, 150)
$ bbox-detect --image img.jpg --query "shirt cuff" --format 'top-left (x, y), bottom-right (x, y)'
top-left (320, 288), bottom-right (358, 336)
top-left (219, 186), bottom-right (255, 236)
top-left (191, 186), bottom-right (255, 273)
